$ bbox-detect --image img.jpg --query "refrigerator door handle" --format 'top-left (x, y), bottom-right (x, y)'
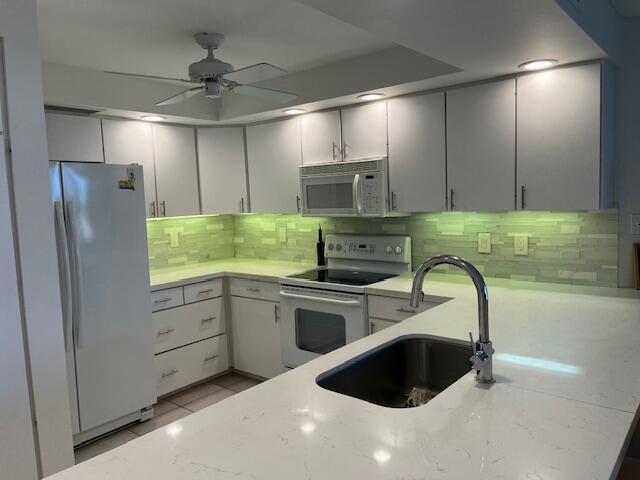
top-left (66, 200), bottom-right (84, 349)
top-left (54, 201), bottom-right (73, 352)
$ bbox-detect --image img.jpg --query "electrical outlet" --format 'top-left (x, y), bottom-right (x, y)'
top-left (169, 231), bottom-right (180, 248)
top-left (478, 233), bottom-right (491, 254)
top-left (631, 214), bottom-right (640, 235)
top-left (514, 234), bottom-right (528, 256)
top-left (279, 226), bottom-right (287, 243)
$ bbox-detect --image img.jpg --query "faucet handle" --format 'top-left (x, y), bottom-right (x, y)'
top-left (468, 331), bottom-right (478, 352)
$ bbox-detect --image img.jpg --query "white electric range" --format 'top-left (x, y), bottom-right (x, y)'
top-left (279, 234), bottom-right (411, 368)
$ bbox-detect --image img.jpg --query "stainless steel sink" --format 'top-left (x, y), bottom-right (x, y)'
top-left (316, 335), bottom-right (472, 408)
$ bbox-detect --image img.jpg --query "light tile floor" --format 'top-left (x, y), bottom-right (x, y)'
top-left (74, 371), bottom-right (262, 464)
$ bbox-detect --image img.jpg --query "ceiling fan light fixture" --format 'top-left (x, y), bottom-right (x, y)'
top-left (283, 108), bottom-right (306, 114)
top-left (357, 92), bottom-right (386, 101)
top-left (141, 115), bottom-right (166, 122)
top-left (518, 59), bottom-right (558, 71)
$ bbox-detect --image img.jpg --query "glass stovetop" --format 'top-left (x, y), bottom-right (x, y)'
top-left (287, 268), bottom-right (397, 286)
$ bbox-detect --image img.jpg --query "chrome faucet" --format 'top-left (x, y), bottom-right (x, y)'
top-left (409, 255), bottom-right (495, 384)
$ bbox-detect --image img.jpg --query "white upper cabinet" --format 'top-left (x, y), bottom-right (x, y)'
top-left (152, 124), bottom-right (200, 217)
top-left (340, 101), bottom-right (388, 161)
top-left (45, 113), bottom-right (103, 163)
top-left (517, 64), bottom-right (602, 210)
top-left (446, 80), bottom-right (516, 211)
top-left (246, 119), bottom-right (302, 213)
top-left (197, 127), bottom-right (248, 214)
top-left (388, 93), bottom-right (446, 212)
top-left (300, 110), bottom-right (342, 164)
top-left (102, 119), bottom-right (157, 218)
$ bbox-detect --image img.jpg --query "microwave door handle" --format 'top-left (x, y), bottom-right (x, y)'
top-left (279, 291), bottom-right (361, 306)
top-left (353, 174), bottom-right (362, 215)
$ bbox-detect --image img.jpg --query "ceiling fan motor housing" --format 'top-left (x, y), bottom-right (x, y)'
top-left (188, 57), bottom-right (234, 82)
top-left (204, 79), bottom-right (222, 98)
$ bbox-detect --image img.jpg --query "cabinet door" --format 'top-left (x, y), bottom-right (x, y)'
top-left (388, 93), bottom-right (446, 212)
top-left (369, 318), bottom-right (397, 335)
top-left (152, 124), bottom-right (200, 217)
top-left (341, 101), bottom-right (387, 160)
top-left (45, 113), bottom-right (103, 163)
top-left (246, 119), bottom-right (302, 213)
top-left (102, 119), bottom-right (157, 218)
top-left (300, 110), bottom-right (341, 164)
top-left (446, 80), bottom-right (516, 211)
top-left (230, 296), bottom-right (284, 379)
top-left (517, 64), bottom-right (601, 210)
top-left (197, 127), bottom-right (248, 214)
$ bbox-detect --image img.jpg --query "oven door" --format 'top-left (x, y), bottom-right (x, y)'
top-left (279, 286), bottom-right (366, 368)
top-left (300, 173), bottom-right (360, 216)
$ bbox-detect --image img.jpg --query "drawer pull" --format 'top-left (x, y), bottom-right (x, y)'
top-left (201, 316), bottom-right (216, 324)
top-left (161, 369), bottom-right (178, 378)
top-left (204, 354), bottom-right (219, 363)
top-left (154, 297), bottom-right (172, 304)
top-left (157, 328), bottom-right (176, 335)
top-left (198, 288), bottom-right (215, 295)
top-left (396, 307), bottom-right (417, 314)
top-left (246, 287), bottom-right (260, 293)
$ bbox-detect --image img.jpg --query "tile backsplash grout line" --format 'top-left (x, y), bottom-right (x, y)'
top-left (148, 210), bottom-right (619, 288)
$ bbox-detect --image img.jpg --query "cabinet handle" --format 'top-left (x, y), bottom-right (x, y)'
top-left (391, 191), bottom-right (397, 211)
top-left (201, 316), bottom-right (216, 324)
top-left (161, 369), bottom-right (178, 378)
top-left (521, 185), bottom-right (526, 210)
top-left (369, 321), bottom-right (375, 334)
top-left (161, 200), bottom-right (166, 216)
top-left (274, 304), bottom-right (280, 323)
top-left (198, 288), bottom-right (214, 295)
top-left (246, 287), bottom-right (260, 293)
top-left (154, 297), bottom-right (172, 304)
top-left (450, 188), bottom-right (455, 210)
top-left (296, 195), bottom-right (301, 212)
top-left (150, 201), bottom-right (157, 217)
top-left (342, 143), bottom-right (348, 160)
top-left (332, 142), bottom-right (339, 161)
top-left (204, 354), bottom-right (219, 363)
top-left (157, 328), bottom-right (175, 336)
top-left (240, 197), bottom-right (245, 213)
top-left (396, 307), bottom-right (417, 314)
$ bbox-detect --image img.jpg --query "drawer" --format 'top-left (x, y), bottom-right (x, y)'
top-left (367, 295), bottom-right (442, 322)
top-left (369, 318), bottom-right (397, 335)
top-left (151, 287), bottom-right (184, 312)
top-left (229, 278), bottom-right (279, 302)
top-left (152, 297), bottom-right (225, 354)
top-left (155, 335), bottom-right (229, 397)
top-left (184, 279), bottom-right (223, 304)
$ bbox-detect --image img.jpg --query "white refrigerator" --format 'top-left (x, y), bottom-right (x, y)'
top-left (50, 161), bottom-right (156, 445)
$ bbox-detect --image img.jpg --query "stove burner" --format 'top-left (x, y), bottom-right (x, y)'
top-left (287, 268), bottom-right (396, 287)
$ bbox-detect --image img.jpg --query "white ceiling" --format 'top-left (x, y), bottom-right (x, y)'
top-left (609, 0), bottom-right (640, 17)
top-left (37, 0), bottom-right (393, 78)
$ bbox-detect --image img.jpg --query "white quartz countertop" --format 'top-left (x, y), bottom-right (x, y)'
top-left (51, 263), bottom-right (640, 480)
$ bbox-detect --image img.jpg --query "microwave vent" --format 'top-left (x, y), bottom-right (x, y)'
top-left (300, 158), bottom-right (385, 176)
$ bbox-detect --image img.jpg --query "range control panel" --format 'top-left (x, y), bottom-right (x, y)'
top-left (325, 234), bottom-right (411, 264)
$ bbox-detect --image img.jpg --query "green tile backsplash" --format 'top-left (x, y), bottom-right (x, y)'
top-left (148, 210), bottom-right (619, 287)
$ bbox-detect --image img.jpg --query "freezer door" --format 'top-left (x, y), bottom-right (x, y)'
top-left (49, 162), bottom-right (81, 435)
top-left (61, 163), bottom-right (155, 432)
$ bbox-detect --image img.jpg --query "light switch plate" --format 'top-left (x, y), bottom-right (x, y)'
top-left (169, 231), bottom-right (180, 248)
top-left (478, 233), bottom-right (491, 254)
top-left (631, 214), bottom-right (640, 235)
top-left (514, 234), bottom-right (528, 256)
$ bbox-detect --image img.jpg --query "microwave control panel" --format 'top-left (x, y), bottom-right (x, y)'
top-left (361, 173), bottom-right (382, 215)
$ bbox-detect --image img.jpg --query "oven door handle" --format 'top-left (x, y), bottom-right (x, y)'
top-left (279, 291), bottom-right (361, 306)
top-left (353, 174), bottom-right (362, 215)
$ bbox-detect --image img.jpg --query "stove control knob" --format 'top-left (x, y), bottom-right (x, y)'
top-left (327, 243), bottom-right (334, 251)
top-left (385, 245), bottom-right (393, 254)
top-left (395, 245), bottom-right (403, 255)
top-left (335, 244), bottom-right (342, 252)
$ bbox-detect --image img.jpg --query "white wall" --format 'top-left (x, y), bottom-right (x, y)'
top-left (0, 0), bottom-right (74, 476)
top-left (616, 18), bottom-right (640, 287)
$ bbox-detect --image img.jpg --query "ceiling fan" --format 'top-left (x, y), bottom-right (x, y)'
top-left (105, 32), bottom-right (297, 106)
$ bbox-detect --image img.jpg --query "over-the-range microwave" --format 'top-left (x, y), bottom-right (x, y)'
top-left (299, 157), bottom-right (389, 217)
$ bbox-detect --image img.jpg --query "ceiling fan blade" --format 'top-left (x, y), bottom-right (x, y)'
top-left (156, 86), bottom-right (205, 106)
top-left (223, 62), bottom-right (288, 85)
top-left (105, 71), bottom-right (195, 85)
top-left (229, 84), bottom-right (297, 103)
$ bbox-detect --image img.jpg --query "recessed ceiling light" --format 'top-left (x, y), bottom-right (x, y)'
top-left (357, 92), bottom-right (386, 101)
top-left (141, 115), bottom-right (166, 122)
top-left (518, 59), bottom-right (559, 71)
top-left (282, 108), bottom-right (306, 115)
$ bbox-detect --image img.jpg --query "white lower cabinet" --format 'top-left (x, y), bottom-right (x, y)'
top-left (230, 294), bottom-right (285, 379)
top-left (155, 335), bottom-right (229, 397)
top-left (367, 294), bottom-right (446, 335)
